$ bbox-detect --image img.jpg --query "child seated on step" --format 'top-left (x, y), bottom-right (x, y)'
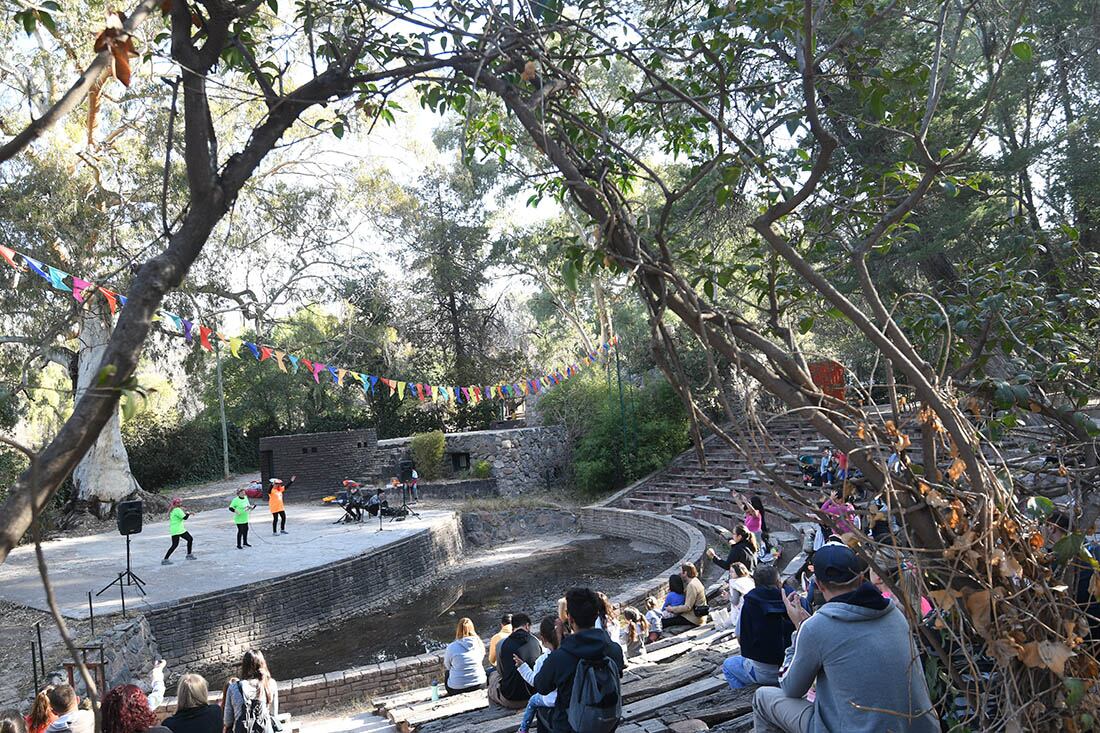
top-left (644, 596), bottom-right (663, 643)
top-left (513, 617), bottom-right (560, 733)
top-left (619, 607), bottom-right (649, 659)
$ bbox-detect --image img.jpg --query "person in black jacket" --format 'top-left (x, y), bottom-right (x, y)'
top-left (534, 587), bottom-right (625, 733)
top-left (160, 675), bottom-right (220, 733)
top-left (707, 525), bottom-right (758, 574)
top-left (721, 564), bottom-right (794, 689)
top-left (488, 613), bottom-right (542, 709)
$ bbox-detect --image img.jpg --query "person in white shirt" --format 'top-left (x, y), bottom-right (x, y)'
top-left (644, 596), bottom-right (663, 643)
top-left (512, 616), bottom-right (560, 733)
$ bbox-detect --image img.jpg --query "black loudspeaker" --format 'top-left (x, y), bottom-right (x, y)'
top-left (398, 459), bottom-right (415, 483)
top-left (117, 500), bottom-right (143, 536)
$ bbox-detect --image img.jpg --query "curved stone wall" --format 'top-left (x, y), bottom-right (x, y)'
top-left (152, 506), bottom-right (704, 716)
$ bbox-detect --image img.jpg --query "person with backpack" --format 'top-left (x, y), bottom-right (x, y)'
top-left (223, 650), bottom-right (278, 733)
top-left (533, 586), bottom-right (625, 733)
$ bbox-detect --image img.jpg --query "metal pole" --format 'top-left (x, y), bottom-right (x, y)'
top-left (215, 339), bottom-right (230, 479)
top-left (614, 343), bottom-right (628, 468)
top-left (36, 621), bottom-right (45, 677)
top-left (119, 573), bottom-right (126, 617)
top-left (31, 642), bottom-right (39, 692)
top-left (88, 592), bottom-right (94, 637)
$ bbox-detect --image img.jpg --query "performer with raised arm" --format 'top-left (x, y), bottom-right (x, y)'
top-left (269, 475), bottom-right (297, 535)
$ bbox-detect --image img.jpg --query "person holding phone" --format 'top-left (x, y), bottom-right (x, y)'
top-left (752, 544), bottom-right (938, 733)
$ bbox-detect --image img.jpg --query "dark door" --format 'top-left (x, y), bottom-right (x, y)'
top-left (260, 450), bottom-right (274, 491)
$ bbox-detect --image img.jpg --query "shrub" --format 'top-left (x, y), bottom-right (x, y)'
top-left (410, 430), bottom-right (446, 480)
top-left (472, 459), bottom-right (492, 479)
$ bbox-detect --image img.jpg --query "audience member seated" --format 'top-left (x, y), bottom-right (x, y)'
top-left (147, 660), bottom-right (166, 710)
top-left (663, 563), bottom-right (708, 629)
top-left (443, 618), bottom-right (487, 696)
top-left (726, 562), bottom-right (755, 631)
top-left (722, 564), bottom-right (794, 689)
top-left (595, 592), bottom-right (621, 649)
top-left (45, 686), bottom-right (93, 733)
top-left (513, 616), bottom-right (560, 733)
top-left (1, 714), bottom-right (27, 733)
top-left (365, 488), bottom-right (386, 518)
top-left (533, 587), bottom-right (625, 733)
top-left (100, 685), bottom-right (171, 733)
top-left (487, 614), bottom-right (513, 667)
top-left (707, 525), bottom-right (758, 573)
top-left (223, 650), bottom-right (278, 733)
top-left (487, 613), bottom-right (541, 710)
top-left (660, 575), bottom-right (685, 616)
top-left (619, 607), bottom-right (649, 659)
top-left (643, 597), bottom-right (662, 643)
top-left (161, 674), bottom-right (222, 733)
top-left (753, 544), bottom-right (939, 733)
top-left (24, 688), bottom-right (55, 733)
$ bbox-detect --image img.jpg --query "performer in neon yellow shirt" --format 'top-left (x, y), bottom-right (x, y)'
top-left (229, 488), bottom-right (256, 549)
top-left (162, 497), bottom-right (196, 564)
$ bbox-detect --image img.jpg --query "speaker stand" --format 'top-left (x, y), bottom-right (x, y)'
top-left (96, 535), bottom-right (147, 598)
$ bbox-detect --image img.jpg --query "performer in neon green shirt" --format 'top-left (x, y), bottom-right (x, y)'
top-left (162, 497), bottom-right (196, 564)
top-left (229, 488), bottom-right (256, 549)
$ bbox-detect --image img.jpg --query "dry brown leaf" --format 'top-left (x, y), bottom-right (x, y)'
top-left (856, 423), bottom-right (865, 440)
top-left (989, 637), bottom-right (1024, 668)
top-left (521, 60), bottom-right (540, 81)
top-left (929, 588), bottom-right (960, 613)
top-left (965, 589), bottom-right (993, 637)
top-left (925, 488), bottom-right (949, 508)
top-left (1028, 401), bottom-right (1043, 413)
top-left (884, 419), bottom-right (898, 437)
top-left (946, 457), bottom-right (966, 482)
top-left (993, 547), bottom-right (1024, 578)
top-left (1019, 641), bottom-right (1074, 677)
top-left (1059, 465), bottom-right (1069, 477)
top-left (896, 433), bottom-right (912, 451)
top-left (1029, 531), bottom-right (1045, 550)
top-left (1090, 572), bottom-right (1100, 602)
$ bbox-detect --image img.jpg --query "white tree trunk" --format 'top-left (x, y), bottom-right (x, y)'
top-left (71, 302), bottom-right (142, 508)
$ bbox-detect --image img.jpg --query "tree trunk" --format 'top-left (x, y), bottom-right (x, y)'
top-left (70, 302), bottom-right (142, 513)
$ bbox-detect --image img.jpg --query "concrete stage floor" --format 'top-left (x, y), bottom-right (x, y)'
top-left (0, 503), bottom-right (454, 619)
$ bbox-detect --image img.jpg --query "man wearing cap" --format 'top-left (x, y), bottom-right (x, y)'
top-left (752, 543), bottom-right (939, 733)
top-left (268, 475), bottom-right (296, 535)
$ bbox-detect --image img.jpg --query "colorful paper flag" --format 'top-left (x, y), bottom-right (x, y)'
top-left (229, 338), bottom-right (242, 358)
top-left (0, 245), bottom-right (21, 271)
top-left (100, 288), bottom-right (119, 314)
top-left (23, 256), bottom-right (49, 282)
top-left (46, 266), bottom-right (69, 291)
top-left (275, 351), bottom-right (287, 372)
top-left (71, 277), bottom-right (93, 302)
top-left (199, 326), bottom-right (213, 351)
top-left (311, 362), bottom-right (326, 382)
top-left (288, 355), bottom-right (300, 373)
top-left (246, 342), bottom-right (260, 360)
top-left (260, 346), bottom-right (272, 362)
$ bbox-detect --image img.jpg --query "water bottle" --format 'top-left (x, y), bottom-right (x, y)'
top-left (431, 680), bottom-right (439, 702)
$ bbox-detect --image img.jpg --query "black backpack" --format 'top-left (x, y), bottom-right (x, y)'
top-left (567, 654), bottom-right (621, 733)
top-left (233, 681), bottom-right (274, 733)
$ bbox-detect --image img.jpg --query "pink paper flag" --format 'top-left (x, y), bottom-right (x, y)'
top-left (71, 277), bottom-right (93, 302)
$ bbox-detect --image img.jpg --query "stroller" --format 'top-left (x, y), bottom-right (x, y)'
top-left (798, 455), bottom-right (820, 487)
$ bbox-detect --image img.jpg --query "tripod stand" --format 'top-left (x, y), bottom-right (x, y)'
top-left (391, 482), bottom-right (421, 521)
top-left (96, 535), bottom-right (146, 598)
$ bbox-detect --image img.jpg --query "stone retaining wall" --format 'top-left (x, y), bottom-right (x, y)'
top-left (145, 514), bottom-right (464, 677)
top-left (375, 426), bottom-right (569, 495)
top-left (266, 507), bottom-right (703, 713)
top-left (462, 508), bottom-right (578, 548)
top-left (152, 506), bottom-right (703, 716)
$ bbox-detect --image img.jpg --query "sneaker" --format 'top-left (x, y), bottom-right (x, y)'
top-left (186, 554), bottom-right (197, 560)
top-left (244, 543), bottom-right (253, 547)
top-left (273, 531), bottom-right (278, 536)
top-left (280, 530), bottom-right (288, 535)
top-left (161, 559), bottom-right (172, 565)
top-left (237, 546), bottom-right (243, 550)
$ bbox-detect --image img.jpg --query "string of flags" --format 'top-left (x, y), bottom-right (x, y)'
top-left (0, 244), bottom-right (620, 403)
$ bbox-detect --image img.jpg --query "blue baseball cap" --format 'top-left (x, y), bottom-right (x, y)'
top-left (814, 544), bottom-right (864, 584)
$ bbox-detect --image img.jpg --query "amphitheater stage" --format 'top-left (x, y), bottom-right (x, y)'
top-left (0, 503), bottom-right (454, 619)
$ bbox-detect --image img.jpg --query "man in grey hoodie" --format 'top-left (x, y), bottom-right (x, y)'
top-left (752, 544), bottom-right (940, 733)
top-left (45, 686), bottom-right (93, 733)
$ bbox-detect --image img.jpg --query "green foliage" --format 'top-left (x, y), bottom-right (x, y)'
top-left (122, 413), bottom-right (254, 491)
top-left (538, 373), bottom-right (690, 495)
top-left (410, 430), bottom-right (446, 480)
top-left (472, 459), bottom-right (492, 479)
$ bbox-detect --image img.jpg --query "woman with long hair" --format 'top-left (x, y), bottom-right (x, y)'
top-left (24, 688), bottom-right (54, 733)
top-left (443, 618), bottom-right (486, 696)
top-left (619, 607), bottom-right (649, 659)
top-left (223, 650), bottom-right (278, 733)
top-left (727, 562), bottom-right (756, 631)
top-left (708, 525), bottom-right (758, 573)
top-left (162, 674), bottom-right (221, 733)
top-left (594, 592), bottom-right (621, 648)
top-left (2, 715), bottom-right (27, 733)
top-left (100, 685), bottom-right (169, 733)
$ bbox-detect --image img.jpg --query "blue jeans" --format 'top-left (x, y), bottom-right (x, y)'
top-left (722, 655), bottom-right (779, 689)
top-left (519, 693), bottom-right (553, 731)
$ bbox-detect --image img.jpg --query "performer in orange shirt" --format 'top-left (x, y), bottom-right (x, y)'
top-left (269, 475), bottom-right (296, 535)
